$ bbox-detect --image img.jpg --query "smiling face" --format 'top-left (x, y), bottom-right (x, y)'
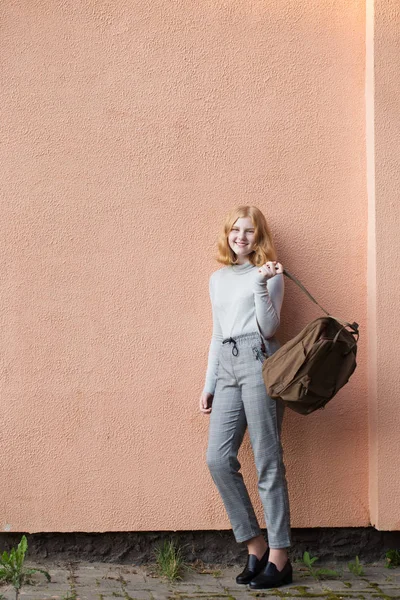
top-left (228, 216), bottom-right (256, 263)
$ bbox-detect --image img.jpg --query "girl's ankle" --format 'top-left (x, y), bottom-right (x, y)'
top-left (247, 541), bottom-right (268, 560)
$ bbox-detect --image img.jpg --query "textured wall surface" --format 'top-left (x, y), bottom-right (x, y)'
top-left (368, 0), bottom-right (400, 530)
top-left (0, 0), bottom-right (368, 532)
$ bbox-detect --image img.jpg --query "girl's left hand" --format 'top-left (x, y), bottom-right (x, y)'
top-left (256, 261), bottom-right (284, 281)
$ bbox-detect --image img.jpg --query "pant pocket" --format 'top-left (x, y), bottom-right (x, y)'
top-left (252, 345), bottom-right (268, 363)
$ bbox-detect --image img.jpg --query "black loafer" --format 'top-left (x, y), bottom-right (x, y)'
top-left (235, 547), bottom-right (269, 585)
top-left (248, 558), bottom-right (293, 589)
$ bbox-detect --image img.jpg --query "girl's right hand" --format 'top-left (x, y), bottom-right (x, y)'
top-left (199, 392), bottom-right (213, 414)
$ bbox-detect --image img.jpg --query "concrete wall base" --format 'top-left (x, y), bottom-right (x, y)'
top-left (0, 528), bottom-right (399, 564)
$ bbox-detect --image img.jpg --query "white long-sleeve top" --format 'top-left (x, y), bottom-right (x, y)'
top-left (203, 261), bottom-right (284, 395)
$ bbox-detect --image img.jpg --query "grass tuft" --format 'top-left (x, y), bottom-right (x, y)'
top-left (154, 539), bottom-right (186, 582)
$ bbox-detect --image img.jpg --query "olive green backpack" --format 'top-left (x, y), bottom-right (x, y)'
top-left (260, 269), bottom-right (359, 416)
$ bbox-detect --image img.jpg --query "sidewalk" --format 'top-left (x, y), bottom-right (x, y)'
top-left (1, 559), bottom-right (399, 600)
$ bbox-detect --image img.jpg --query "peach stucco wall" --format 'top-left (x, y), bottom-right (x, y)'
top-left (367, 0), bottom-right (400, 530)
top-left (0, 0), bottom-right (376, 533)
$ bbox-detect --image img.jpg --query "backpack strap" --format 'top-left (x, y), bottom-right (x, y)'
top-left (283, 268), bottom-right (359, 334)
top-left (283, 268), bottom-right (330, 316)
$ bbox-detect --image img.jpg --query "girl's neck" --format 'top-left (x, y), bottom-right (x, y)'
top-left (231, 261), bottom-right (255, 274)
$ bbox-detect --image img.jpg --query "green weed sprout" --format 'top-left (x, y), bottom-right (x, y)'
top-left (301, 551), bottom-right (340, 580)
top-left (348, 555), bottom-right (364, 576)
top-left (385, 549), bottom-right (400, 569)
top-left (0, 535), bottom-right (50, 600)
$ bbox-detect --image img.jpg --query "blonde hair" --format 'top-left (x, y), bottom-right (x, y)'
top-left (215, 205), bottom-right (277, 266)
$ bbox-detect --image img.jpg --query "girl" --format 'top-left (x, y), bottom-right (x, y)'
top-left (199, 205), bottom-right (292, 590)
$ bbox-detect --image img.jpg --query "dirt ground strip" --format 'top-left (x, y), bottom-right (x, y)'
top-left (1, 560), bottom-right (399, 600)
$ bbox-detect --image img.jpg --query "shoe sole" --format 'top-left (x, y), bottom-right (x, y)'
top-left (248, 573), bottom-right (293, 589)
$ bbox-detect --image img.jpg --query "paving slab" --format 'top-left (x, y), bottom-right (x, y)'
top-left (1, 560), bottom-right (400, 600)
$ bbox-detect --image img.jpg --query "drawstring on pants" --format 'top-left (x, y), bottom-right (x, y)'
top-left (222, 337), bottom-right (239, 356)
top-left (223, 333), bottom-right (268, 360)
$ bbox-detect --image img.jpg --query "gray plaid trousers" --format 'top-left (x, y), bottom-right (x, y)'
top-left (206, 331), bottom-right (291, 547)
